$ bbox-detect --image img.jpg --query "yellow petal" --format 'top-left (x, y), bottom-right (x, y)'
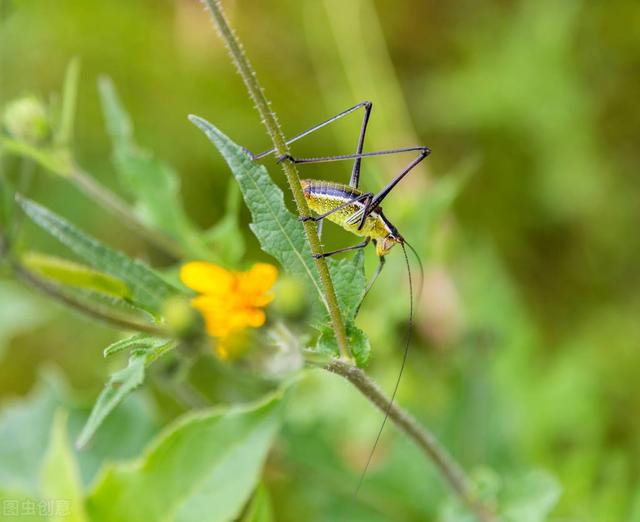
top-left (203, 315), bottom-right (232, 338)
top-left (239, 263), bottom-right (278, 295)
top-left (244, 308), bottom-right (266, 327)
top-left (191, 295), bottom-right (233, 312)
top-left (180, 262), bottom-right (235, 294)
top-left (252, 292), bottom-right (275, 307)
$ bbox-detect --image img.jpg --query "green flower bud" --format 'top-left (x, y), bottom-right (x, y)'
top-left (272, 275), bottom-right (307, 318)
top-left (162, 295), bottom-right (202, 339)
top-left (2, 96), bottom-right (49, 144)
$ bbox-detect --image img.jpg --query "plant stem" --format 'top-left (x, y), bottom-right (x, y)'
top-left (12, 260), bottom-right (169, 337)
top-left (200, 0), bottom-right (350, 361)
top-left (325, 360), bottom-right (500, 522)
top-left (69, 166), bottom-right (184, 260)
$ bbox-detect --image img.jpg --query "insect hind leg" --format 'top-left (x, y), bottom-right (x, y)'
top-left (244, 101), bottom-right (373, 168)
top-left (299, 191), bottom-right (373, 224)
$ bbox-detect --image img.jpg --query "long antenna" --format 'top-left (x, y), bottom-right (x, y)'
top-left (404, 239), bottom-right (424, 302)
top-left (355, 241), bottom-right (414, 495)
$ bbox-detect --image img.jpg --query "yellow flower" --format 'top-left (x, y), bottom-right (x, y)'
top-left (180, 261), bottom-right (278, 357)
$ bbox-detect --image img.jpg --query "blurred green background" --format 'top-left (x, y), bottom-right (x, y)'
top-left (1, 0), bottom-right (639, 520)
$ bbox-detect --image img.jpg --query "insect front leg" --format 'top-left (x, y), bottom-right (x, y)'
top-left (354, 252), bottom-right (386, 317)
top-left (312, 237), bottom-right (371, 259)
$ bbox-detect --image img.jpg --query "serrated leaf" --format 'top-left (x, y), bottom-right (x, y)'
top-left (86, 395), bottom-right (282, 522)
top-left (188, 116), bottom-right (328, 310)
top-left (99, 77), bottom-right (215, 260)
top-left (328, 249), bottom-right (366, 321)
top-left (103, 333), bottom-right (168, 358)
top-left (76, 339), bottom-right (174, 449)
top-left (45, 283), bottom-right (159, 330)
top-left (21, 251), bottom-right (131, 299)
top-left (40, 411), bottom-right (88, 522)
top-left (317, 322), bottom-right (370, 367)
top-left (17, 196), bottom-right (180, 313)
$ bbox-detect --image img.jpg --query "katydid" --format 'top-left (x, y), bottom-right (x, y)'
top-left (245, 101), bottom-right (429, 492)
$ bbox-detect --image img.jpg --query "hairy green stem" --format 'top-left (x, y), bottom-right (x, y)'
top-left (325, 360), bottom-right (500, 522)
top-left (69, 166), bottom-right (184, 260)
top-left (12, 261), bottom-right (169, 337)
top-left (201, 0), bottom-right (350, 361)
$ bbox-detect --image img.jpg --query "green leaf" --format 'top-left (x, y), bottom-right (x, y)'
top-left (86, 395), bottom-right (282, 522)
top-left (0, 280), bottom-right (50, 357)
top-left (98, 77), bottom-right (215, 260)
top-left (0, 381), bottom-right (58, 494)
top-left (102, 333), bottom-right (168, 358)
top-left (441, 470), bottom-right (561, 522)
top-left (0, 167), bottom-right (12, 232)
top-left (76, 339), bottom-right (174, 449)
top-left (68, 285), bottom-right (157, 323)
top-left (328, 249), bottom-right (366, 321)
top-left (55, 57), bottom-right (80, 147)
top-left (242, 484), bottom-right (273, 522)
top-left (40, 410), bottom-right (88, 522)
top-left (71, 393), bottom-right (160, 488)
top-left (188, 116), bottom-right (328, 311)
top-left (205, 180), bottom-right (246, 264)
top-left (317, 322), bottom-right (371, 367)
top-left (0, 371), bottom-right (160, 493)
top-left (97, 76), bottom-right (132, 149)
top-left (502, 470), bottom-right (561, 522)
top-left (16, 195), bottom-right (180, 313)
top-left (21, 251), bottom-right (131, 299)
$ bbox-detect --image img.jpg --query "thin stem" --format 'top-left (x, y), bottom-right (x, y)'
top-left (200, 0), bottom-right (350, 361)
top-left (324, 360), bottom-right (500, 522)
top-left (12, 261), bottom-right (169, 337)
top-left (69, 165), bottom-right (184, 260)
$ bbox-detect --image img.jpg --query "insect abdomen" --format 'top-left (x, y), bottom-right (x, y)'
top-left (300, 179), bottom-right (392, 239)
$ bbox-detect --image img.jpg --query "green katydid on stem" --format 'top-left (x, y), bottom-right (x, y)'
top-left (199, 2), bottom-right (500, 521)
